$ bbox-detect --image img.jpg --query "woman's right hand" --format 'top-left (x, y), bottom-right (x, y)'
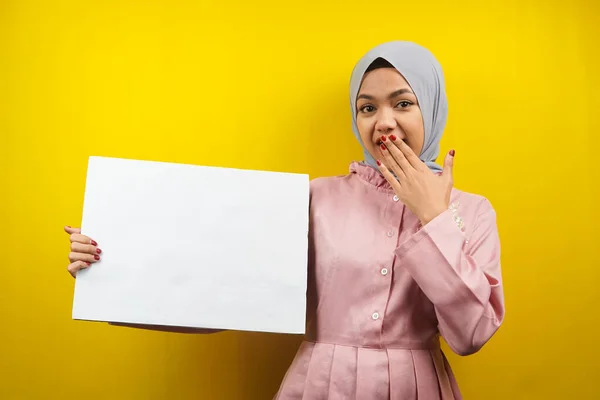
top-left (64, 226), bottom-right (102, 278)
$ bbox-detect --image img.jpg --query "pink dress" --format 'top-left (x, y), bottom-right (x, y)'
top-left (274, 162), bottom-right (505, 399)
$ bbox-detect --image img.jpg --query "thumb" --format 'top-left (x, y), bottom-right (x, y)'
top-left (442, 149), bottom-right (455, 181)
top-left (64, 226), bottom-right (81, 235)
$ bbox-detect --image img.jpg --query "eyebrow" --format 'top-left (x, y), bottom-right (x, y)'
top-left (357, 88), bottom-right (414, 101)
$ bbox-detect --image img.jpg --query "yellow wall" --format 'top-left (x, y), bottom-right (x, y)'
top-left (2, 0), bottom-right (599, 398)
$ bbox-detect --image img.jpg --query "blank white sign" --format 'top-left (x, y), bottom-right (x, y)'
top-left (72, 156), bottom-right (310, 334)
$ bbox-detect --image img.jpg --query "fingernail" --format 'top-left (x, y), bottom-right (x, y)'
top-left (94, 255), bottom-right (100, 260)
top-left (86, 262), bottom-right (91, 266)
top-left (380, 135), bottom-right (387, 142)
top-left (389, 135), bottom-right (397, 141)
top-left (380, 144), bottom-right (386, 150)
top-left (376, 160), bottom-right (382, 166)
top-left (96, 248), bottom-right (102, 254)
top-left (449, 149), bottom-right (455, 156)
top-left (91, 240), bottom-right (98, 246)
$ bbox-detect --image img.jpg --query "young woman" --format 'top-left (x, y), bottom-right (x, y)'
top-left (64, 41), bottom-right (504, 399)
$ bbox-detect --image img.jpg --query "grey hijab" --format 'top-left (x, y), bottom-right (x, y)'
top-left (349, 41), bottom-right (448, 173)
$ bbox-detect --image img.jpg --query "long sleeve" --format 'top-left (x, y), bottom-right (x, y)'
top-left (394, 201), bottom-right (504, 356)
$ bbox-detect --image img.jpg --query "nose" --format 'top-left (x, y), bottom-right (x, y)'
top-left (374, 108), bottom-right (396, 134)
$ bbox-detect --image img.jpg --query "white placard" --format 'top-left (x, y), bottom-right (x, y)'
top-left (72, 156), bottom-right (309, 334)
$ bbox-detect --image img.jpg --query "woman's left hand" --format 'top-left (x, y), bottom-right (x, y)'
top-left (377, 135), bottom-right (454, 226)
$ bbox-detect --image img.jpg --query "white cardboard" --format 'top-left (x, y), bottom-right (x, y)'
top-left (72, 156), bottom-right (309, 334)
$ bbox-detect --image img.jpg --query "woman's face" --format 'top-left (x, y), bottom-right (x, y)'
top-left (355, 67), bottom-right (425, 162)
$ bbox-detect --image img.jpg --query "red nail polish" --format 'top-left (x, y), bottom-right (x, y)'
top-left (86, 262), bottom-right (91, 266)
top-left (381, 135), bottom-right (387, 142)
top-left (380, 144), bottom-right (386, 150)
top-left (449, 149), bottom-right (455, 156)
top-left (91, 240), bottom-right (97, 246)
top-left (96, 248), bottom-right (102, 254)
top-left (94, 255), bottom-right (100, 260)
top-left (389, 135), bottom-right (397, 141)
top-left (376, 160), bottom-right (382, 166)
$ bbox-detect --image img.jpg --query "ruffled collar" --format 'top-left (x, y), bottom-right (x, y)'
top-left (348, 161), bottom-right (395, 192)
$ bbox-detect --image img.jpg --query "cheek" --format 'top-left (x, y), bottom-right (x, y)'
top-left (398, 114), bottom-right (425, 153)
top-left (356, 117), bottom-right (373, 145)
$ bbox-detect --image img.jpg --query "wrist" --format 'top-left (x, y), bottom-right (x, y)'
top-left (418, 205), bottom-right (447, 226)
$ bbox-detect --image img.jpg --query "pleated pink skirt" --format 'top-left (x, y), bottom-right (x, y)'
top-left (273, 341), bottom-right (461, 400)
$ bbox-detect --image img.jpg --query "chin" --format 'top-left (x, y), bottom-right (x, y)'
top-left (363, 145), bottom-right (376, 157)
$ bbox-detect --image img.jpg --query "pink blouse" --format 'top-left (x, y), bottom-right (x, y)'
top-left (274, 162), bottom-right (504, 399)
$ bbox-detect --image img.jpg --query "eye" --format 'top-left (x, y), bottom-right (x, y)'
top-left (359, 105), bottom-right (376, 113)
top-left (396, 101), bottom-right (412, 108)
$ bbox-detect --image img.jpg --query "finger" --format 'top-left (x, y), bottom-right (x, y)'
top-left (64, 226), bottom-right (81, 235)
top-left (67, 260), bottom-right (91, 278)
top-left (69, 233), bottom-right (97, 246)
top-left (376, 159), bottom-right (403, 192)
top-left (71, 241), bottom-right (102, 256)
top-left (442, 149), bottom-right (455, 183)
top-left (379, 143), bottom-right (406, 181)
top-left (68, 251), bottom-right (101, 264)
top-left (389, 135), bottom-right (425, 171)
top-left (381, 141), bottom-right (410, 179)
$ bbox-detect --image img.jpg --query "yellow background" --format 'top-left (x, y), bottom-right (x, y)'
top-left (2, 0), bottom-right (599, 399)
